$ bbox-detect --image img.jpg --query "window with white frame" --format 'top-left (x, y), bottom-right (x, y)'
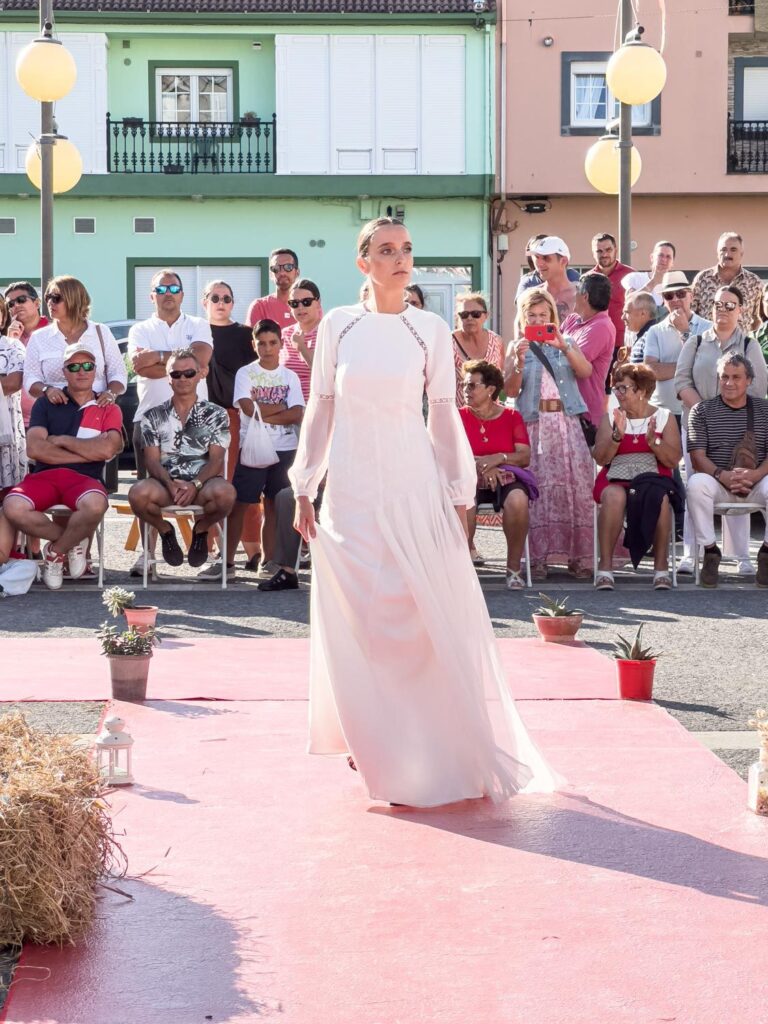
top-left (570, 62), bottom-right (650, 128)
top-left (156, 69), bottom-right (233, 123)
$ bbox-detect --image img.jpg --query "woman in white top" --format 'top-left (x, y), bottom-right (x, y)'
top-left (291, 218), bottom-right (559, 808)
top-left (23, 276), bottom-right (126, 408)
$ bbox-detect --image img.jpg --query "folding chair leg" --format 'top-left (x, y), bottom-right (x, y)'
top-left (97, 519), bottom-right (105, 589)
top-left (524, 535), bottom-right (532, 589)
top-left (143, 520), bottom-right (149, 590)
top-left (221, 516), bottom-right (228, 591)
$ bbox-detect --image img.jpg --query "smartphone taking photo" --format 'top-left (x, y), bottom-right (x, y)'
top-left (523, 323), bottom-right (556, 343)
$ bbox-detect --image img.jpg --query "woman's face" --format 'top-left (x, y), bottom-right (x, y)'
top-left (358, 224), bottom-right (413, 292)
top-left (289, 288), bottom-right (320, 327)
top-left (524, 302), bottom-right (551, 327)
top-left (612, 377), bottom-right (642, 411)
top-left (462, 371), bottom-right (492, 409)
top-left (457, 299), bottom-right (487, 333)
top-left (405, 289), bottom-right (423, 309)
top-left (45, 287), bottom-right (68, 321)
top-left (203, 286), bottom-right (234, 324)
top-left (713, 289), bottom-right (741, 332)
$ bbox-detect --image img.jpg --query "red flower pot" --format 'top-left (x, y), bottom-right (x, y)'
top-left (532, 614), bottom-right (583, 643)
top-left (124, 606), bottom-right (158, 635)
top-left (616, 659), bottom-right (656, 701)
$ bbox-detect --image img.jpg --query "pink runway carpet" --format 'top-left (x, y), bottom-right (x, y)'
top-left (1, 636), bottom-right (617, 702)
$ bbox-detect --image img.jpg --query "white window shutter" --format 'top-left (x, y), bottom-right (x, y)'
top-left (330, 35), bottom-right (375, 173)
top-left (275, 35), bottom-right (330, 174)
top-left (421, 35), bottom-right (465, 174)
top-left (375, 36), bottom-right (420, 173)
top-left (0, 36), bottom-right (8, 172)
top-left (7, 33), bottom-right (40, 173)
top-left (54, 34), bottom-right (108, 174)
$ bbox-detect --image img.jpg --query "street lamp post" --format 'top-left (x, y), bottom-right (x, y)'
top-left (617, 0), bottom-right (633, 266)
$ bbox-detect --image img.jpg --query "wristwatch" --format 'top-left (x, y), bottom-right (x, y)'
top-left (653, 433), bottom-right (663, 447)
top-left (41, 384), bottom-right (50, 394)
top-left (611, 427), bottom-right (622, 443)
top-left (192, 478), bottom-right (203, 492)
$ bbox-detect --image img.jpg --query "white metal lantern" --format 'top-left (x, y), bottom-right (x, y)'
top-left (95, 715), bottom-right (134, 785)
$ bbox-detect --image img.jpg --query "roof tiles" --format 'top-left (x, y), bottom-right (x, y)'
top-left (3, 0), bottom-right (494, 13)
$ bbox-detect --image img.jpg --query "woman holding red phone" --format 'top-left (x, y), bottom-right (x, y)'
top-left (505, 288), bottom-right (594, 580)
top-left (452, 292), bottom-right (504, 408)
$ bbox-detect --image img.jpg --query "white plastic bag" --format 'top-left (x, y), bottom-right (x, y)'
top-left (0, 395), bottom-right (13, 448)
top-left (0, 559), bottom-right (38, 597)
top-left (240, 403), bottom-right (279, 469)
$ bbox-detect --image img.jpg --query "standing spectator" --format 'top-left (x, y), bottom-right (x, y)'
top-left (201, 278), bottom-right (262, 573)
top-left (3, 282), bottom-right (48, 428)
top-left (128, 349), bottom-right (235, 571)
top-left (515, 234), bottom-right (580, 301)
top-left (622, 240), bottom-right (676, 308)
top-left (505, 289), bottom-right (594, 580)
top-left (127, 270), bottom-right (213, 577)
top-left (3, 344), bottom-right (123, 589)
top-left (524, 236), bottom-right (579, 319)
top-left (404, 284), bottom-right (426, 309)
top-left (691, 232), bottom-right (762, 332)
top-left (561, 273), bottom-right (616, 428)
top-left (675, 284), bottom-right (768, 574)
top-left (23, 276), bottom-right (126, 408)
top-left (0, 334), bottom-right (27, 492)
top-left (0, 294), bottom-right (9, 335)
top-left (246, 248), bottom-right (300, 331)
top-left (452, 293), bottom-right (503, 408)
top-left (591, 232), bottom-right (634, 373)
top-left (282, 278), bottom-right (322, 402)
top-left (753, 281), bottom-right (768, 363)
top-left (620, 292), bottom-right (657, 364)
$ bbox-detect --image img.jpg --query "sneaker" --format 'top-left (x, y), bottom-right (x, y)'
top-left (676, 556), bottom-right (694, 575)
top-left (188, 529), bottom-right (209, 568)
top-left (737, 558), bottom-right (755, 577)
top-left (160, 524), bottom-right (184, 567)
top-left (197, 560), bottom-right (236, 582)
top-left (80, 560), bottom-right (97, 580)
top-left (505, 569), bottom-right (525, 591)
top-left (257, 559), bottom-right (281, 579)
top-left (243, 553), bottom-right (262, 572)
top-left (41, 544), bottom-right (65, 590)
top-left (757, 545), bottom-right (768, 588)
top-left (67, 540), bottom-right (88, 581)
top-left (469, 547), bottom-right (485, 566)
top-left (257, 568), bottom-right (299, 591)
top-left (699, 544), bottom-right (721, 588)
top-left (129, 554), bottom-right (158, 581)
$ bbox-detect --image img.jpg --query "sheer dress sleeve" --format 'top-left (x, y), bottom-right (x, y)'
top-left (288, 311), bottom-right (338, 501)
top-left (425, 316), bottom-right (477, 508)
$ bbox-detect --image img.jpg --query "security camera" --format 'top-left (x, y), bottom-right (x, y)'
top-left (472, 1), bottom-right (488, 12)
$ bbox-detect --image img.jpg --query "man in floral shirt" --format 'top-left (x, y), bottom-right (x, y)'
top-left (692, 232), bottom-right (762, 332)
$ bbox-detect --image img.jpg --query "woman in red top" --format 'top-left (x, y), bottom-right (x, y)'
top-left (459, 359), bottom-right (533, 590)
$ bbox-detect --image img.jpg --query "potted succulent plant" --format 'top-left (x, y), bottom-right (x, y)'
top-left (102, 586), bottom-right (158, 635)
top-left (532, 593), bottom-right (584, 643)
top-left (612, 625), bottom-right (661, 701)
top-left (98, 623), bottom-right (156, 702)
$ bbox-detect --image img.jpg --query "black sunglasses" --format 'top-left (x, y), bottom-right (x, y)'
top-left (169, 368), bottom-right (197, 380)
top-left (288, 298), bottom-right (316, 308)
top-left (46, 293), bottom-right (63, 304)
top-left (65, 361), bottom-right (95, 373)
top-left (208, 294), bottom-right (233, 304)
top-left (154, 284), bottom-right (182, 295)
top-left (269, 262), bottom-right (296, 273)
top-left (662, 289), bottom-right (690, 300)
top-left (458, 310), bottom-right (485, 320)
top-left (6, 295), bottom-right (33, 308)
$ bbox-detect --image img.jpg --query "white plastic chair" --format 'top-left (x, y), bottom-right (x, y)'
top-left (693, 502), bottom-right (766, 584)
top-left (142, 506), bottom-right (228, 590)
top-left (475, 501), bottom-right (532, 588)
top-left (593, 497), bottom-right (678, 588)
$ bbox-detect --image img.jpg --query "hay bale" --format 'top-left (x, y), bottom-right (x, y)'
top-left (0, 712), bottom-right (125, 947)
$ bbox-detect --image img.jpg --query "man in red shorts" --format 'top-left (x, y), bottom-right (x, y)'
top-left (3, 343), bottom-right (124, 590)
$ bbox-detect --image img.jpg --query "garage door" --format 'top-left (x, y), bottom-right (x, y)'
top-left (133, 264), bottom-right (262, 326)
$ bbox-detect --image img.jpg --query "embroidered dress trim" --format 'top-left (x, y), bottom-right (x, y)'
top-left (316, 393), bottom-right (335, 401)
top-left (399, 315), bottom-right (428, 366)
top-left (428, 397), bottom-right (455, 405)
top-left (337, 312), bottom-right (368, 346)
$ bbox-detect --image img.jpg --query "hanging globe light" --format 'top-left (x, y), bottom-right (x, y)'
top-left (584, 135), bottom-right (642, 195)
top-left (16, 37), bottom-right (77, 102)
top-left (606, 27), bottom-right (667, 106)
top-left (25, 137), bottom-right (83, 194)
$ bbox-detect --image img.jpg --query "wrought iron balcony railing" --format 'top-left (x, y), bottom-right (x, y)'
top-left (728, 0), bottom-right (754, 13)
top-left (106, 115), bottom-right (276, 174)
top-left (728, 116), bottom-right (768, 174)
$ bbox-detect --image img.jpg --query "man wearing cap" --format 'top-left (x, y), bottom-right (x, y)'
top-left (515, 235), bottom-right (580, 303)
top-left (524, 236), bottom-right (578, 320)
top-left (2, 343), bottom-right (124, 590)
top-left (591, 232), bottom-right (634, 384)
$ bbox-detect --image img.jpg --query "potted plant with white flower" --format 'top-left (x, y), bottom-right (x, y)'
top-left (102, 586), bottom-right (158, 635)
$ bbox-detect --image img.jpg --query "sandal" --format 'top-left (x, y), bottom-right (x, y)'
top-left (505, 569), bottom-right (525, 591)
top-left (469, 547), bottom-right (485, 566)
top-left (595, 572), bottom-right (615, 590)
top-left (653, 571), bottom-right (672, 590)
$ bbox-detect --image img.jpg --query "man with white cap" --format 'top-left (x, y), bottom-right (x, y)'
top-left (525, 236), bottom-right (578, 319)
top-left (2, 342), bottom-right (124, 589)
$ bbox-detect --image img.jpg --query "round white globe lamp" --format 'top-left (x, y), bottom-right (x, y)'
top-left (25, 137), bottom-right (83, 194)
top-left (15, 38), bottom-right (77, 103)
top-left (584, 135), bottom-right (642, 196)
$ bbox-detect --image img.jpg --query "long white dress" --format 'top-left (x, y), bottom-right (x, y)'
top-left (289, 303), bottom-right (559, 807)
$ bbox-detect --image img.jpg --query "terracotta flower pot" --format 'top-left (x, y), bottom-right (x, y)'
top-left (124, 606), bottom-right (158, 634)
top-left (108, 653), bottom-right (152, 702)
top-left (616, 659), bottom-right (656, 701)
top-left (532, 613), bottom-right (583, 643)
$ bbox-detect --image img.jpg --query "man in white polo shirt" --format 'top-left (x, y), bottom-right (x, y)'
top-left (127, 269), bottom-right (213, 575)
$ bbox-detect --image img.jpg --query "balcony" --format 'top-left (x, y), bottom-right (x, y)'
top-left (106, 116), bottom-right (276, 174)
top-left (729, 0), bottom-right (754, 12)
top-left (727, 117), bottom-right (768, 173)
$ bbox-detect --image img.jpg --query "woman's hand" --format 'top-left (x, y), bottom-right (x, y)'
top-left (547, 325), bottom-right (567, 350)
top-left (612, 407), bottom-right (627, 436)
top-left (45, 387), bottom-right (68, 405)
top-left (294, 495), bottom-right (317, 541)
top-left (645, 414), bottom-right (658, 448)
top-left (476, 453), bottom-right (504, 474)
top-left (514, 338), bottom-right (530, 361)
top-left (96, 391), bottom-right (117, 408)
top-left (483, 466), bottom-right (501, 488)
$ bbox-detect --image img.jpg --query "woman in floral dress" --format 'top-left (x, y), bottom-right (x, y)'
top-left (0, 334), bottom-right (27, 493)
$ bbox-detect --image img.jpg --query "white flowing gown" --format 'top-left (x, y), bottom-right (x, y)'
top-left (289, 303), bottom-right (560, 807)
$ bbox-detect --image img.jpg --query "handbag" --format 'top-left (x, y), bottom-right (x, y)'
top-left (731, 396), bottom-right (758, 471)
top-left (240, 403), bottom-right (279, 469)
top-left (606, 451), bottom-right (659, 481)
top-left (528, 341), bottom-right (597, 447)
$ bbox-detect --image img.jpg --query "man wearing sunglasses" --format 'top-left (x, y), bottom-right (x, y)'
top-left (2, 343), bottom-right (123, 590)
top-left (3, 281), bottom-right (48, 428)
top-left (246, 247), bottom-right (300, 330)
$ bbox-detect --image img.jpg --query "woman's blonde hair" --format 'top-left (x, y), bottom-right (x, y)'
top-left (45, 275), bottom-right (91, 323)
top-left (515, 287), bottom-right (560, 337)
top-left (455, 291), bottom-right (488, 313)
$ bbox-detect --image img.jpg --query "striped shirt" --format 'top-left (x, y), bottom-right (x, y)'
top-left (280, 322), bottom-right (316, 402)
top-left (687, 395), bottom-right (768, 470)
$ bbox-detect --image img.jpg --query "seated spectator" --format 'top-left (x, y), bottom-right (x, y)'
top-left (686, 352), bottom-right (768, 588)
top-left (505, 288), bottom-right (594, 580)
top-left (515, 234), bottom-right (580, 302)
top-left (754, 281), bottom-right (768, 364)
top-left (561, 272), bottom-right (616, 428)
top-left (592, 363), bottom-right (682, 590)
top-left (404, 284), bottom-right (426, 309)
top-left (0, 334), bottom-right (27, 492)
top-left (282, 279), bottom-right (322, 403)
top-left (217, 320), bottom-right (304, 585)
top-left (623, 240), bottom-right (676, 308)
top-left (452, 292), bottom-right (503, 407)
top-left (128, 349), bottom-right (235, 570)
top-left (2, 344), bottom-right (124, 590)
top-left (459, 359), bottom-right (534, 590)
top-left (617, 291), bottom-right (657, 364)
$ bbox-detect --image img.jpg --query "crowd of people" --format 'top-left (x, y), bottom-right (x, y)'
top-left (1, 228), bottom-right (768, 594)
